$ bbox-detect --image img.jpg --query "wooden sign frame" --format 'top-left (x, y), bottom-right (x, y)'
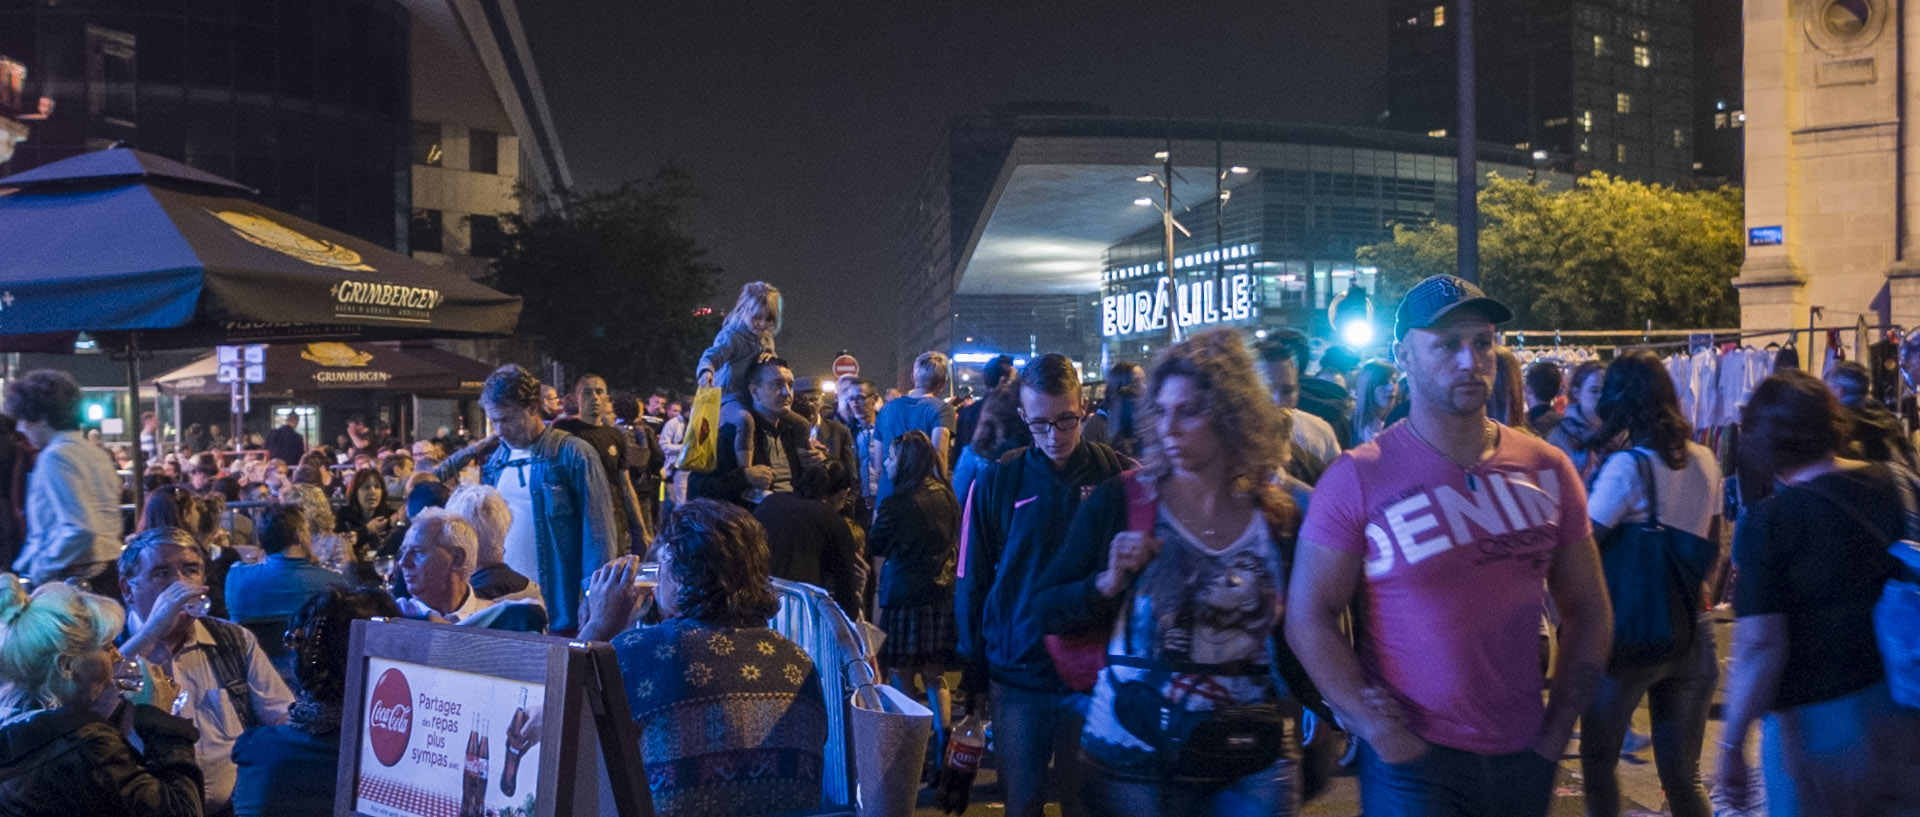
top-left (335, 618), bottom-right (652, 817)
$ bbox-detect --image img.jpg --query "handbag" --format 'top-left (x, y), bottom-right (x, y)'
top-left (675, 385), bottom-right (722, 473)
top-left (1043, 471), bottom-right (1153, 692)
top-left (1801, 468), bottom-right (1920, 709)
top-left (1104, 607), bottom-right (1289, 783)
top-left (1598, 450), bottom-right (1717, 669)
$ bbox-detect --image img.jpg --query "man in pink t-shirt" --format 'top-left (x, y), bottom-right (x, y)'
top-left (1285, 275), bottom-right (1613, 817)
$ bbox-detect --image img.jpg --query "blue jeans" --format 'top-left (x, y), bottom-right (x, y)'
top-left (1356, 740), bottom-right (1557, 817)
top-left (1084, 757), bottom-right (1298, 817)
top-left (1761, 680), bottom-right (1920, 817)
top-left (1579, 619), bottom-right (1717, 817)
top-left (990, 682), bottom-right (1089, 817)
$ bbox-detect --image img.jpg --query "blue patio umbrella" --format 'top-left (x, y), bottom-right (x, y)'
top-left (0, 147), bottom-right (522, 495)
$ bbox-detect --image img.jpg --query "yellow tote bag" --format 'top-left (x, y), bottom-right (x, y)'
top-left (676, 386), bottom-right (722, 473)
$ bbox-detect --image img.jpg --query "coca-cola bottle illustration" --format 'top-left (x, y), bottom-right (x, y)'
top-left (461, 713), bottom-right (489, 817)
top-left (934, 712), bottom-right (989, 814)
top-left (501, 688), bottom-right (531, 796)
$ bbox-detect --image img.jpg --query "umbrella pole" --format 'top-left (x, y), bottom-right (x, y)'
top-left (126, 332), bottom-right (144, 510)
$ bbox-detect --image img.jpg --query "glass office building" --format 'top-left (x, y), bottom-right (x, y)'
top-left (907, 112), bottom-right (1566, 382)
top-left (0, 0), bottom-right (411, 248)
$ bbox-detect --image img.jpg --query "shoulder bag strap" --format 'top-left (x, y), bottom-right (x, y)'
top-left (1629, 449), bottom-right (1660, 525)
top-left (1798, 481), bottom-right (1900, 545)
top-left (201, 620), bottom-right (263, 731)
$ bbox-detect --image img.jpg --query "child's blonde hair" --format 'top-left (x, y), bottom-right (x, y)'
top-left (725, 281), bottom-right (783, 335)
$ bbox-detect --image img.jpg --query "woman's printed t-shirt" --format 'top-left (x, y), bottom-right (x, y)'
top-left (1081, 506), bottom-right (1285, 780)
top-left (1298, 422), bottom-right (1589, 755)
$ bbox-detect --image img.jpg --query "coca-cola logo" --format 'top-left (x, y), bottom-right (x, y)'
top-left (367, 668), bottom-right (412, 767)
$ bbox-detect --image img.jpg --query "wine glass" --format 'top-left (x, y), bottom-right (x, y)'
top-left (373, 554), bottom-right (397, 592)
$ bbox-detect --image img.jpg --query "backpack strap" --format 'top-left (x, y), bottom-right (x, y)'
top-left (200, 618), bottom-right (263, 731)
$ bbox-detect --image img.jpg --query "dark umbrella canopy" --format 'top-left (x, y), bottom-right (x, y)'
top-left (0, 147), bottom-right (521, 349)
top-left (152, 341), bottom-right (496, 398)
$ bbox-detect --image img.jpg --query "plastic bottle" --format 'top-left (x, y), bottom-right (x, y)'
top-left (933, 712), bottom-right (989, 815)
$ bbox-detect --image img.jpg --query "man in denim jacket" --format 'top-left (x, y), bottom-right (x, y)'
top-left (436, 365), bottom-right (617, 634)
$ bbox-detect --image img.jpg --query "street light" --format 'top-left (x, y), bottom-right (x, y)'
top-left (1136, 148), bottom-right (1191, 344)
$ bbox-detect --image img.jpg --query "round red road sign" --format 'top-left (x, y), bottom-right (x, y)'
top-left (832, 355), bottom-right (859, 377)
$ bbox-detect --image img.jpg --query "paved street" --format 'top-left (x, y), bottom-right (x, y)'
top-left (908, 614), bottom-right (1743, 817)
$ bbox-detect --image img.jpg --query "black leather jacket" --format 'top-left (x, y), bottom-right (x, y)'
top-left (870, 478), bottom-right (961, 607)
top-left (0, 704), bottom-right (203, 817)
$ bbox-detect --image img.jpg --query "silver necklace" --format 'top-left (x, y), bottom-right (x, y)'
top-left (1408, 416), bottom-right (1496, 489)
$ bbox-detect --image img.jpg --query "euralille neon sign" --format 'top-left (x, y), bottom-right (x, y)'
top-left (1101, 272), bottom-right (1256, 338)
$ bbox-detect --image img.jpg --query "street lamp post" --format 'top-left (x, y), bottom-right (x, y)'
top-left (1213, 138), bottom-right (1249, 319)
top-left (1135, 148), bottom-right (1193, 348)
top-left (1161, 147), bottom-right (1179, 345)
top-left (1457, 0), bottom-right (1480, 284)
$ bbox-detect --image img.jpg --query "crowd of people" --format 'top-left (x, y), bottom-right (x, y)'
top-left (0, 274), bottom-right (1915, 817)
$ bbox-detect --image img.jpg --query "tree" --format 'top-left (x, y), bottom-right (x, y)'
top-left (1358, 172), bottom-right (1743, 331)
top-left (492, 169), bottom-right (723, 393)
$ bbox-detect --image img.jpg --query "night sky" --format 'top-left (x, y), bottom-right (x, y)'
top-left (522, 1), bottom-right (1386, 383)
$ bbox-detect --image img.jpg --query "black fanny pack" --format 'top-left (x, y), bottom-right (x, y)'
top-left (1107, 653), bottom-right (1290, 783)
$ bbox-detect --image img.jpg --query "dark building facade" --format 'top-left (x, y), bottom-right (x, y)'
top-left (0, 0), bottom-right (411, 248)
top-left (1691, 0), bottom-right (1742, 184)
top-left (1385, 0), bottom-right (1694, 185)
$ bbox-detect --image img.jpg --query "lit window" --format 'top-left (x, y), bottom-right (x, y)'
top-left (1543, 116), bottom-right (1570, 127)
top-left (1515, 141), bottom-right (1531, 149)
top-left (1634, 45), bottom-right (1651, 67)
top-left (1714, 112), bottom-right (1729, 129)
top-left (1616, 92), bottom-right (1632, 114)
top-left (1580, 140), bottom-right (1591, 153)
top-left (1732, 110), bottom-right (1746, 128)
top-left (1579, 111), bottom-right (1594, 132)
top-left (1593, 35), bottom-right (1607, 57)
top-left (1616, 144), bottom-right (1628, 163)
top-left (412, 122), bottom-right (443, 167)
top-left (1433, 5), bottom-right (1445, 26)
top-left (1634, 27), bottom-right (1650, 43)
top-left (1428, 128), bottom-right (1448, 137)
top-left (1673, 128), bottom-right (1685, 148)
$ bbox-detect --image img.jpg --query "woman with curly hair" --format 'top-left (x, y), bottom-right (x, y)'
top-left (1035, 328), bottom-right (1311, 815)
top-left (231, 586), bottom-right (400, 817)
top-left (582, 500), bottom-right (827, 817)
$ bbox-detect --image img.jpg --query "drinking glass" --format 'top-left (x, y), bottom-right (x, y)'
top-left (112, 657), bottom-right (144, 693)
top-left (373, 554), bottom-right (397, 592)
top-left (634, 562), bottom-right (661, 591)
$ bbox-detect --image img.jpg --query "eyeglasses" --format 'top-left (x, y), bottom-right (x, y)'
top-left (1024, 414), bottom-right (1084, 435)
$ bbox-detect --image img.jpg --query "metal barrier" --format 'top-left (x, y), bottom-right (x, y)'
top-left (768, 578), bottom-right (875, 812)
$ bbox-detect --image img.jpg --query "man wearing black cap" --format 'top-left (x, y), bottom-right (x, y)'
top-left (1285, 274), bottom-right (1612, 816)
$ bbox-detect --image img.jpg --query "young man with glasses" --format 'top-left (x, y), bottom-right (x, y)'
top-left (956, 354), bottom-right (1128, 817)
